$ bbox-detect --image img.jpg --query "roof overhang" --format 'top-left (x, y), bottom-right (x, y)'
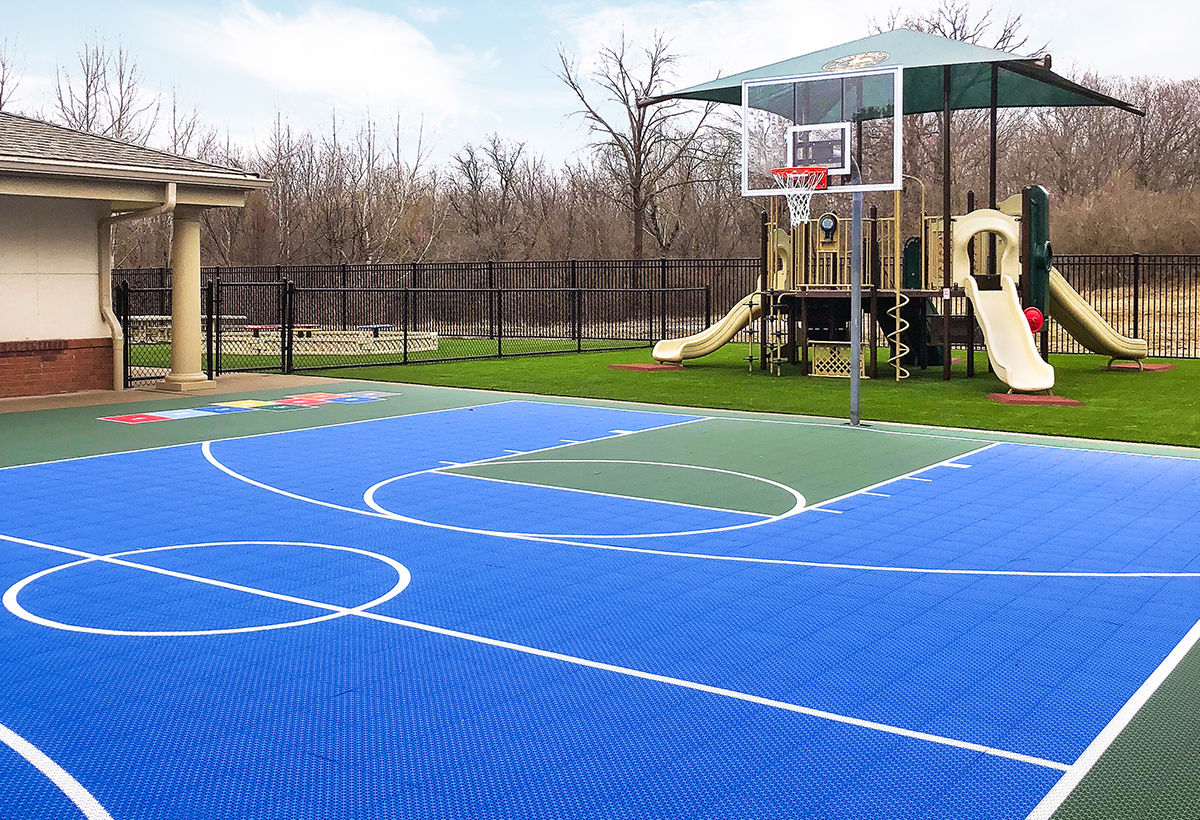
top-left (0, 156), bottom-right (271, 209)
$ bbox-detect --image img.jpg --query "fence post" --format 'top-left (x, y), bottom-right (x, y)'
top-left (215, 275), bottom-right (223, 376)
top-left (487, 260), bottom-right (496, 339)
top-left (660, 258), bottom-right (668, 341)
top-left (284, 280), bottom-right (295, 374)
top-left (1132, 253), bottom-right (1140, 339)
top-left (571, 260), bottom-right (581, 352)
top-left (340, 263), bottom-right (349, 330)
top-left (205, 280), bottom-right (214, 380)
top-left (496, 288), bottom-right (504, 358)
top-left (410, 262), bottom-right (418, 329)
top-left (705, 285), bottom-right (712, 329)
top-left (403, 288), bottom-right (409, 365)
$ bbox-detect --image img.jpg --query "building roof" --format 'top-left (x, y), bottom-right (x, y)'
top-left (0, 112), bottom-right (270, 189)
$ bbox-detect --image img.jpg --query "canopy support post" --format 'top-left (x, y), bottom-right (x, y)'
top-left (988, 63), bottom-right (999, 275)
top-left (942, 65), bottom-right (952, 382)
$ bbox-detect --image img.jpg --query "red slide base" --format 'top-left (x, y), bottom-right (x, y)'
top-left (607, 363), bottom-right (685, 371)
top-left (988, 393), bottom-right (1085, 407)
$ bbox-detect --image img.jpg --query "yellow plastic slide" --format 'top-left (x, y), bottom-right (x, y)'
top-left (652, 293), bottom-right (762, 363)
top-left (1048, 267), bottom-right (1148, 364)
top-left (950, 210), bottom-right (1056, 392)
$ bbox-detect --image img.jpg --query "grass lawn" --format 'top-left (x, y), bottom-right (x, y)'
top-left (312, 344), bottom-right (1200, 448)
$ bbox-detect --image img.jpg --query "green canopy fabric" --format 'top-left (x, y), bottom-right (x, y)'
top-left (646, 29), bottom-right (1143, 116)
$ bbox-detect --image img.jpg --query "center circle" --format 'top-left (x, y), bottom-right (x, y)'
top-left (364, 459), bottom-right (806, 539)
top-left (3, 541), bottom-right (411, 637)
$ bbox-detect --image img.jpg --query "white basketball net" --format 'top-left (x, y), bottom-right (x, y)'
top-left (772, 167), bottom-right (827, 229)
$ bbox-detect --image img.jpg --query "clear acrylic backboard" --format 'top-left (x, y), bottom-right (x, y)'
top-left (741, 65), bottom-right (903, 197)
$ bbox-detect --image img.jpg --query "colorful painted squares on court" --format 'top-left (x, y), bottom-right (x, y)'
top-left (98, 390), bottom-right (400, 423)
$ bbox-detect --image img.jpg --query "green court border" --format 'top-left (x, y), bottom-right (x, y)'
top-left (0, 378), bottom-right (1197, 820)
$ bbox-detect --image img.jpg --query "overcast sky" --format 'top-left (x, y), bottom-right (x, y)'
top-left (3, 0), bottom-right (1195, 166)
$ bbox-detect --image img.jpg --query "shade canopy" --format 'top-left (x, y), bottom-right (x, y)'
top-left (644, 28), bottom-right (1143, 117)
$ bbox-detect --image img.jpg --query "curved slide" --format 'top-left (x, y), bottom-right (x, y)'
top-left (653, 293), bottom-right (762, 363)
top-left (951, 210), bottom-right (1056, 392)
top-left (1049, 267), bottom-right (1148, 364)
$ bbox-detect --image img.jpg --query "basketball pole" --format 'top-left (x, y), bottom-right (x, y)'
top-left (849, 180), bottom-right (863, 426)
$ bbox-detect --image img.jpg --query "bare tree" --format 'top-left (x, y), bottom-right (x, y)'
top-left (871, 0), bottom-right (1040, 54)
top-left (54, 38), bottom-right (159, 143)
top-left (557, 33), bottom-right (715, 258)
top-left (0, 37), bottom-right (22, 112)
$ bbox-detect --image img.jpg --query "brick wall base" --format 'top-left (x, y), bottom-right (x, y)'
top-left (0, 338), bottom-right (115, 398)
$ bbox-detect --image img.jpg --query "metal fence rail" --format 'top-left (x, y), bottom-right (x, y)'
top-left (114, 274), bottom-right (712, 383)
top-left (115, 253), bottom-right (1199, 376)
top-left (116, 258), bottom-right (758, 317)
top-left (1052, 254), bottom-right (1200, 358)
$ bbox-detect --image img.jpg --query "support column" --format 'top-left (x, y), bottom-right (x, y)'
top-left (160, 205), bottom-right (214, 392)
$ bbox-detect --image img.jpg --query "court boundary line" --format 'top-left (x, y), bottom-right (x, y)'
top-left (201, 439), bottom-right (1200, 578)
top-left (8, 391), bottom-right (1193, 477)
top-left (705, 414), bottom-right (1200, 462)
top-left (401, 383), bottom-right (1197, 460)
top-left (1025, 613), bottom-right (1200, 820)
top-left (0, 721), bottom-right (114, 820)
top-left (0, 530), bottom-right (1070, 775)
top-left (0, 397), bottom-right (519, 473)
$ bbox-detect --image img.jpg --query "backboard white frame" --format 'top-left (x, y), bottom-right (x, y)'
top-left (785, 122), bottom-right (852, 176)
top-left (741, 65), bottom-right (904, 197)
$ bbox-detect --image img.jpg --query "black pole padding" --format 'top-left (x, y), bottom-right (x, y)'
top-left (205, 280), bottom-right (214, 380)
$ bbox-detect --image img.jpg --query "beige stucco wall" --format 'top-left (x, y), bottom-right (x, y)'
top-left (0, 194), bottom-right (110, 343)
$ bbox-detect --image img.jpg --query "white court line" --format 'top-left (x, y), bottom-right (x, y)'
top-left (502, 450), bottom-right (525, 454)
top-left (2, 532), bottom-right (1068, 774)
top-left (0, 534), bottom-right (411, 637)
top-left (364, 458), bottom-right (801, 539)
top-left (904, 477), bottom-right (934, 482)
top-left (0, 398), bottom-right (523, 473)
top-left (438, 461), bottom-right (461, 466)
top-left (861, 492), bottom-right (891, 497)
top-left (812, 508), bottom-right (843, 514)
top-left (702, 413), bottom-right (1200, 461)
top-left (943, 462), bottom-right (972, 469)
top-left (1025, 613), bottom-right (1200, 819)
top-left (434, 467), bottom-right (772, 519)
top-left (0, 721), bottom-right (114, 820)
top-left (202, 443), bottom-right (1200, 578)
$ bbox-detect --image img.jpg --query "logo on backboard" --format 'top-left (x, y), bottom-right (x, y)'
top-left (822, 52), bottom-right (890, 71)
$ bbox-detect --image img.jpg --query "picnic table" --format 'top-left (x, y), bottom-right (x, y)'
top-left (244, 324), bottom-right (319, 338)
top-left (357, 324), bottom-right (395, 338)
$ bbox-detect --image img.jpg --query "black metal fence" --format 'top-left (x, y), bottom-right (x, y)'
top-left (113, 253), bottom-right (1199, 384)
top-left (113, 268), bottom-right (715, 382)
top-left (1052, 254), bottom-right (1199, 358)
top-left (116, 258), bottom-right (757, 317)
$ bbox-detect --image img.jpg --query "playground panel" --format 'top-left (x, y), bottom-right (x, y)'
top-left (0, 398), bottom-right (1198, 819)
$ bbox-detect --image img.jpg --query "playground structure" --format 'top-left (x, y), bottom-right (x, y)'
top-left (653, 182), bottom-right (1149, 391)
top-left (646, 28), bottom-right (1152, 395)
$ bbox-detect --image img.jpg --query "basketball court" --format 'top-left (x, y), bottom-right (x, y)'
top-left (1, 382), bottom-right (1198, 819)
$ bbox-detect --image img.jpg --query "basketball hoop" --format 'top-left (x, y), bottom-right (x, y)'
top-left (772, 166), bottom-right (828, 228)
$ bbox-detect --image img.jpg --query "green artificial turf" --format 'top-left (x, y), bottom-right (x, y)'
top-left (313, 345), bottom-right (1200, 448)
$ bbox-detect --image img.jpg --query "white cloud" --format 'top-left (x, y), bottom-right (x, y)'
top-left (407, 4), bottom-right (450, 24)
top-left (553, 0), bottom-right (891, 90)
top-left (178, 1), bottom-right (486, 122)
